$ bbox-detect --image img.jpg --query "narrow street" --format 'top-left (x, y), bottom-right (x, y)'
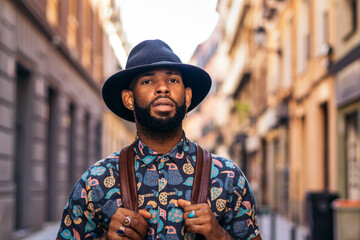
top-left (258, 213), bottom-right (309, 240)
top-left (22, 215), bottom-right (310, 240)
top-left (1, 0), bottom-right (360, 239)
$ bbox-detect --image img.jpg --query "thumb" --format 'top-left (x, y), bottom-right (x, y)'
top-left (177, 199), bottom-right (191, 208)
top-left (139, 209), bottom-right (152, 219)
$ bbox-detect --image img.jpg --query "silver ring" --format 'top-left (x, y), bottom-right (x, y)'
top-left (117, 225), bottom-right (126, 236)
top-left (188, 210), bottom-right (196, 218)
top-left (124, 216), bottom-right (131, 227)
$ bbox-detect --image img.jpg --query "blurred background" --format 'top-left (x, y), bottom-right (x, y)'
top-left (0, 0), bottom-right (359, 239)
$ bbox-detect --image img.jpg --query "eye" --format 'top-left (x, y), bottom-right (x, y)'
top-left (169, 78), bottom-right (179, 83)
top-left (142, 80), bottom-right (152, 85)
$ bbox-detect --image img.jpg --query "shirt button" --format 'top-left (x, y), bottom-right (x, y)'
top-left (161, 178), bottom-right (165, 182)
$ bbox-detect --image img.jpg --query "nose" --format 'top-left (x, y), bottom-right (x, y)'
top-left (155, 80), bottom-right (170, 95)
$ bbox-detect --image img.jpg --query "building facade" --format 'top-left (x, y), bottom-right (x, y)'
top-left (218, 0), bottom-right (339, 226)
top-left (191, 0), bottom-right (345, 233)
top-left (333, 0), bottom-right (360, 202)
top-left (184, 1), bottom-right (227, 156)
top-left (288, 0), bottom-right (337, 225)
top-left (100, 0), bottom-right (136, 157)
top-left (0, 0), bottom-right (131, 238)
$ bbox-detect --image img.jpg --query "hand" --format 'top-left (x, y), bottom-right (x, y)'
top-left (178, 199), bottom-right (233, 240)
top-left (107, 208), bottom-right (152, 240)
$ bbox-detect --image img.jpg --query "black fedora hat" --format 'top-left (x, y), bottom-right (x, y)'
top-left (102, 39), bottom-right (212, 122)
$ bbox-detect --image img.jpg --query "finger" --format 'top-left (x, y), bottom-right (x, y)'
top-left (124, 212), bottom-right (149, 237)
top-left (185, 213), bottom-right (214, 235)
top-left (138, 210), bottom-right (151, 238)
top-left (185, 214), bottom-right (211, 225)
top-left (108, 225), bottom-right (142, 240)
top-left (186, 224), bottom-right (209, 236)
top-left (114, 208), bottom-right (148, 228)
top-left (182, 203), bottom-right (211, 216)
top-left (139, 209), bottom-right (152, 219)
top-left (110, 208), bottom-right (149, 238)
top-left (128, 216), bottom-right (149, 238)
top-left (184, 208), bottom-right (215, 230)
top-left (178, 200), bottom-right (203, 215)
top-left (187, 223), bottom-right (226, 239)
top-left (124, 226), bottom-right (144, 240)
top-left (177, 199), bottom-right (191, 208)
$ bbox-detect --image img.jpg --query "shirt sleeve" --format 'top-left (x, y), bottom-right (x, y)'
top-left (221, 170), bottom-right (260, 239)
top-left (57, 169), bottom-right (105, 240)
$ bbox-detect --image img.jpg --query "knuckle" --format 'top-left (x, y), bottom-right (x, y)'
top-left (115, 207), bottom-right (124, 213)
top-left (108, 221), bottom-right (116, 229)
top-left (107, 232), bottom-right (115, 240)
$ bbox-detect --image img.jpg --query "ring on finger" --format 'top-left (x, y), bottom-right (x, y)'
top-left (117, 225), bottom-right (126, 236)
top-left (124, 216), bottom-right (131, 227)
top-left (188, 210), bottom-right (196, 218)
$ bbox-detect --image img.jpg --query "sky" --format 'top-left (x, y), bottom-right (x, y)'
top-left (118, 0), bottom-right (219, 63)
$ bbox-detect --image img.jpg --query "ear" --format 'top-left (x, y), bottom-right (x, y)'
top-left (121, 90), bottom-right (134, 110)
top-left (185, 87), bottom-right (192, 109)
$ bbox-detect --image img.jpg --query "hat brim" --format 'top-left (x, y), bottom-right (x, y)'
top-left (102, 61), bottom-right (212, 122)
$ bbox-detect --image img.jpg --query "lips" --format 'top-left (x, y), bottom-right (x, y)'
top-left (152, 98), bottom-right (175, 111)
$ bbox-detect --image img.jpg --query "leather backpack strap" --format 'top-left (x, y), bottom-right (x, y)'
top-left (253, 234), bottom-right (262, 240)
top-left (191, 145), bottom-right (212, 204)
top-left (118, 143), bottom-right (212, 208)
top-left (192, 145), bottom-right (212, 240)
top-left (118, 144), bottom-right (138, 212)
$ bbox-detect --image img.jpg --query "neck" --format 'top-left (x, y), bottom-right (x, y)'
top-left (136, 124), bottom-right (183, 154)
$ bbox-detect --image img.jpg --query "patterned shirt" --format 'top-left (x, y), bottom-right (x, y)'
top-left (57, 134), bottom-right (260, 240)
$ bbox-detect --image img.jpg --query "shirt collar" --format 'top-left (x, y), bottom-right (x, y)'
top-left (132, 132), bottom-right (193, 168)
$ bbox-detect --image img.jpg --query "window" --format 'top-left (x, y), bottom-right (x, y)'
top-left (46, 86), bottom-right (59, 221)
top-left (296, 0), bottom-right (310, 73)
top-left (95, 121), bottom-right (102, 160)
top-left (267, 32), bottom-right (281, 94)
top-left (67, 103), bottom-right (77, 190)
top-left (66, 0), bottom-right (78, 49)
top-left (46, 0), bottom-right (59, 26)
top-left (305, 34), bottom-right (311, 60)
top-left (312, 0), bottom-right (331, 56)
top-left (345, 111), bottom-right (360, 200)
top-left (14, 63), bottom-right (32, 230)
top-left (84, 112), bottom-right (90, 168)
top-left (323, 11), bottom-right (329, 44)
top-left (282, 17), bottom-right (293, 88)
top-left (343, 0), bottom-right (358, 40)
top-left (81, 0), bottom-right (92, 67)
top-left (321, 102), bottom-right (329, 191)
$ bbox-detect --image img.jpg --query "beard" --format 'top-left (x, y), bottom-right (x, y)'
top-left (134, 95), bottom-right (186, 134)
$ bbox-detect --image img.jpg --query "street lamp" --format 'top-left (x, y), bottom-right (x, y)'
top-left (254, 26), bottom-right (282, 56)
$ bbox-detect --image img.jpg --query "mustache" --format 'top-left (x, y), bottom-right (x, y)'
top-left (150, 95), bottom-right (177, 106)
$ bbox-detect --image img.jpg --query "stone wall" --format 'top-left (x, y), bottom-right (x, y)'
top-left (0, 0), bottom-right (104, 238)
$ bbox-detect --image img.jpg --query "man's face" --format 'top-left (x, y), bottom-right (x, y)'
top-left (122, 67), bottom-right (192, 132)
top-left (133, 95), bottom-right (187, 133)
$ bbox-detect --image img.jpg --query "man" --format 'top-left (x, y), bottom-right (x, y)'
top-left (57, 39), bottom-right (261, 240)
